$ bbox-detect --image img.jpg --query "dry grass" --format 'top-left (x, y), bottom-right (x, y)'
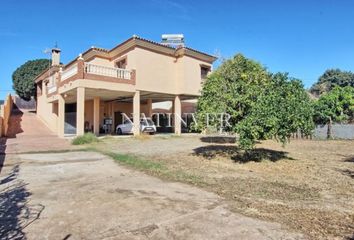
top-left (90, 136), bottom-right (354, 240)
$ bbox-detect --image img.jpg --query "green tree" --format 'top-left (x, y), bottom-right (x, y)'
top-left (195, 54), bottom-right (271, 133)
top-left (12, 59), bottom-right (50, 101)
top-left (314, 86), bottom-right (354, 138)
top-left (310, 69), bottom-right (354, 95)
top-left (237, 73), bottom-right (314, 149)
top-left (195, 54), bottom-right (314, 150)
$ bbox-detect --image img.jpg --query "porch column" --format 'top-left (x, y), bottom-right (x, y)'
top-left (58, 94), bottom-right (65, 137)
top-left (76, 87), bottom-right (85, 136)
top-left (174, 95), bottom-right (181, 135)
top-left (147, 98), bottom-right (153, 117)
top-left (93, 96), bottom-right (100, 135)
top-left (133, 90), bottom-right (140, 136)
top-left (109, 102), bottom-right (114, 133)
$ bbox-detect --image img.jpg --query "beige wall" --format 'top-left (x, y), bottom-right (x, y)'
top-left (0, 94), bottom-right (13, 137)
top-left (130, 48), bottom-right (177, 94)
top-left (177, 56), bottom-right (212, 95)
top-left (37, 90), bottom-right (58, 132)
top-left (84, 100), bottom-right (93, 128)
top-left (90, 46), bottom-right (212, 96)
top-left (87, 57), bottom-right (113, 67)
top-left (84, 99), bottom-right (106, 130)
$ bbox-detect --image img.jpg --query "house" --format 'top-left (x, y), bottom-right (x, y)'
top-left (35, 35), bottom-right (217, 137)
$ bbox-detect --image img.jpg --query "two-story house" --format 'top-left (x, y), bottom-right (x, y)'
top-left (35, 36), bottom-right (216, 137)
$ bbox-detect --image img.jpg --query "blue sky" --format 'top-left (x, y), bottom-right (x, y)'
top-left (1, 0), bottom-right (354, 100)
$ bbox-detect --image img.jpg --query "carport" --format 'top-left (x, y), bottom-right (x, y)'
top-left (53, 86), bottom-right (197, 137)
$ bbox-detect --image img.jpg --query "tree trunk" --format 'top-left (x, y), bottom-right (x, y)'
top-left (327, 117), bottom-right (333, 139)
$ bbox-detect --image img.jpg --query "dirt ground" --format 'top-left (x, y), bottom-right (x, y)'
top-left (90, 135), bottom-right (354, 240)
top-left (0, 151), bottom-right (303, 240)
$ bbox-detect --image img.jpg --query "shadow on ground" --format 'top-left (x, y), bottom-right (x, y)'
top-left (193, 144), bottom-right (292, 163)
top-left (0, 138), bottom-right (6, 174)
top-left (341, 156), bottom-right (354, 180)
top-left (339, 169), bottom-right (354, 179)
top-left (200, 136), bottom-right (236, 144)
top-left (343, 156), bottom-right (354, 163)
top-left (0, 165), bottom-right (44, 239)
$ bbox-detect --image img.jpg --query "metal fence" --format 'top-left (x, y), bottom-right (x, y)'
top-left (313, 124), bottom-right (354, 140)
top-left (290, 124), bottom-right (354, 140)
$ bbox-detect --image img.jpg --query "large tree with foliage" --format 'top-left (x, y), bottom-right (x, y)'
top-left (195, 54), bottom-right (314, 150)
top-left (314, 86), bottom-right (354, 138)
top-left (195, 54), bottom-right (271, 132)
top-left (310, 69), bottom-right (354, 95)
top-left (236, 73), bottom-right (314, 149)
top-left (12, 59), bottom-right (50, 101)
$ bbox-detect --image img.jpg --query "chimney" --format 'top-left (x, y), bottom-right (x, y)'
top-left (51, 48), bottom-right (61, 66)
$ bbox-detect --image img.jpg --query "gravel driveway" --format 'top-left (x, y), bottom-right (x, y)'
top-left (0, 151), bottom-right (303, 240)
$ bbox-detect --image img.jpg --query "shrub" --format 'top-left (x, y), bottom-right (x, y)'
top-left (72, 133), bottom-right (98, 145)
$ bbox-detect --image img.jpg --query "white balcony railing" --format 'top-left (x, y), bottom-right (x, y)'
top-left (61, 63), bottom-right (78, 81)
top-left (47, 85), bottom-right (57, 94)
top-left (84, 63), bottom-right (132, 80)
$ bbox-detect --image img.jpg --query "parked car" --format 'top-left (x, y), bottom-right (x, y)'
top-left (116, 118), bottom-right (156, 135)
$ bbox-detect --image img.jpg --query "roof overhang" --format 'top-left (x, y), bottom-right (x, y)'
top-left (65, 36), bottom-right (217, 68)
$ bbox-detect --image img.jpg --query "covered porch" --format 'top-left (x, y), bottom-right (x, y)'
top-left (55, 87), bottom-right (196, 137)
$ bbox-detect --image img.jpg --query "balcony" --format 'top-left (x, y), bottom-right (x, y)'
top-left (43, 60), bottom-right (136, 100)
top-left (59, 60), bottom-right (135, 87)
top-left (45, 61), bottom-right (136, 102)
top-left (84, 63), bottom-right (132, 80)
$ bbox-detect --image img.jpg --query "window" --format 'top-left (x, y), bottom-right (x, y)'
top-left (115, 58), bottom-right (127, 69)
top-left (201, 65), bottom-right (210, 79)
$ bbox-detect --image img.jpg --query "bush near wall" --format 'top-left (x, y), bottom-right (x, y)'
top-left (72, 133), bottom-right (99, 145)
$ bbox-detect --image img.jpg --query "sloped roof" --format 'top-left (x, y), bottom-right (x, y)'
top-left (76, 35), bottom-right (217, 65)
top-left (35, 36), bottom-right (217, 82)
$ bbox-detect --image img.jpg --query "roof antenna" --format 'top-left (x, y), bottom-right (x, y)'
top-left (54, 41), bottom-right (59, 49)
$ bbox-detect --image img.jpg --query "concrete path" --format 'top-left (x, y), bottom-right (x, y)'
top-left (2, 109), bottom-right (73, 154)
top-left (0, 108), bottom-right (304, 239)
top-left (0, 151), bottom-right (304, 240)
